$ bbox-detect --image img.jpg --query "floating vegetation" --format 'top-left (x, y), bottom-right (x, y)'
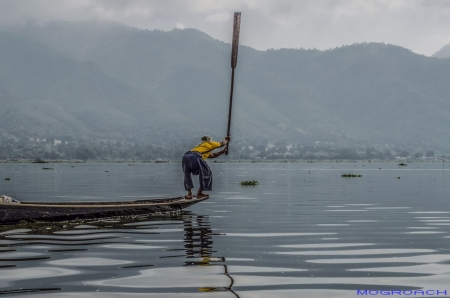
top-left (4, 177), bottom-right (10, 181)
top-left (341, 173), bottom-right (362, 178)
top-left (240, 180), bottom-right (259, 186)
top-left (398, 163), bottom-right (408, 166)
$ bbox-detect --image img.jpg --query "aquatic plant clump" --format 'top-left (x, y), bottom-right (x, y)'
top-left (240, 180), bottom-right (259, 186)
top-left (341, 173), bottom-right (362, 178)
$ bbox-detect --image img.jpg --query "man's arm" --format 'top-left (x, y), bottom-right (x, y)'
top-left (210, 136), bottom-right (231, 158)
top-left (209, 148), bottom-right (228, 159)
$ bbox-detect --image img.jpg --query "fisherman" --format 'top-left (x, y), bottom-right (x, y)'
top-left (182, 135), bottom-right (231, 199)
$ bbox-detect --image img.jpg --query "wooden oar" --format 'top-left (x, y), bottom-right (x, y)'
top-left (225, 12), bottom-right (241, 155)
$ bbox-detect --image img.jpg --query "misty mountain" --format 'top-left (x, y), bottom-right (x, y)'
top-left (2, 21), bottom-right (450, 154)
top-left (0, 30), bottom-right (197, 142)
top-left (433, 42), bottom-right (450, 59)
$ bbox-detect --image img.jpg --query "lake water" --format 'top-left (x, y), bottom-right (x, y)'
top-left (1, 162), bottom-right (450, 297)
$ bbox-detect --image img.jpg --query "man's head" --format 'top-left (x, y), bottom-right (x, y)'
top-left (201, 135), bottom-right (212, 142)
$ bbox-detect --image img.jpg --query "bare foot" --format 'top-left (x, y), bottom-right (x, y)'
top-left (184, 195), bottom-right (193, 200)
top-left (197, 192), bottom-right (209, 198)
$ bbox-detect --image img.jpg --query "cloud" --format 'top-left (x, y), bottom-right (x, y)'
top-left (1, 0), bottom-right (450, 55)
top-left (206, 12), bottom-right (232, 24)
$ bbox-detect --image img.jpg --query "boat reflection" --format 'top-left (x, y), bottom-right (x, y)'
top-left (0, 212), bottom-right (240, 297)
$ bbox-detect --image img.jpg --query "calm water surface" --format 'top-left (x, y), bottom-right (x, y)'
top-left (1, 162), bottom-right (450, 297)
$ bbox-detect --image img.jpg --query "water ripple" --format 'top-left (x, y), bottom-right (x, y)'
top-left (1, 163), bottom-right (450, 297)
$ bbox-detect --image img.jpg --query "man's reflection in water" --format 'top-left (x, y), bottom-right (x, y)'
top-left (183, 213), bottom-right (215, 263)
top-left (182, 213), bottom-right (240, 298)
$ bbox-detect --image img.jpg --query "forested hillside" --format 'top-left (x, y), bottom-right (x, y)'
top-left (1, 21), bottom-right (450, 160)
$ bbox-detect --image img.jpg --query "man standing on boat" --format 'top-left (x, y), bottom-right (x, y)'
top-left (182, 135), bottom-right (230, 199)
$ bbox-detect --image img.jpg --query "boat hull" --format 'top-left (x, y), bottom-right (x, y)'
top-left (0, 196), bottom-right (208, 223)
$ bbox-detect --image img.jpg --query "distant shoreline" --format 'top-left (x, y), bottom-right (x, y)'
top-left (0, 159), bottom-right (446, 164)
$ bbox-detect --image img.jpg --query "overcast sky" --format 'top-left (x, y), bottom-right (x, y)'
top-left (1, 0), bottom-right (450, 56)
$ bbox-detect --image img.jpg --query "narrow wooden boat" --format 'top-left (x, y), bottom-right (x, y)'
top-left (0, 196), bottom-right (208, 223)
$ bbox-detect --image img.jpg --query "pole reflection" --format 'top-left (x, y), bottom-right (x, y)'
top-left (182, 213), bottom-right (240, 298)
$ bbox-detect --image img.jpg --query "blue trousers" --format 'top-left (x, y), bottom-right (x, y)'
top-left (182, 152), bottom-right (212, 191)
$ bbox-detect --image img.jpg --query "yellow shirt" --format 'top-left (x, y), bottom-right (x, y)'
top-left (191, 141), bottom-right (222, 160)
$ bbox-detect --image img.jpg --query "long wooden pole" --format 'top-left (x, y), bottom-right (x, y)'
top-left (225, 12), bottom-right (241, 155)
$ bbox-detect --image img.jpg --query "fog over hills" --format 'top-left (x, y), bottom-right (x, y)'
top-left (1, 21), bottom-right (450, 159)
top-left (433, 43), bottom-right (450, 59)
